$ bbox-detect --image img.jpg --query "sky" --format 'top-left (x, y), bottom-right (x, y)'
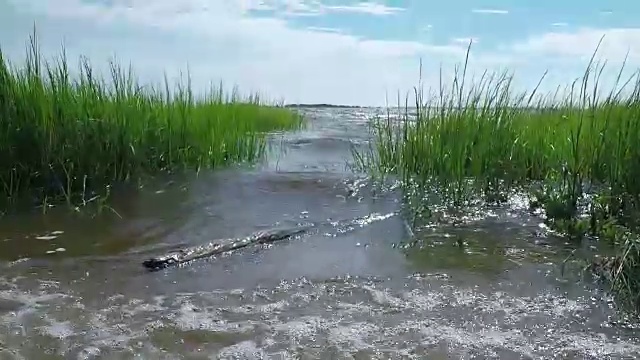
top-left (1, 0), bottom-right (639, 106)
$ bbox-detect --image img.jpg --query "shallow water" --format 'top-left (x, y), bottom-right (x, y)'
top-left (0, 107), bottom-right (639, 359)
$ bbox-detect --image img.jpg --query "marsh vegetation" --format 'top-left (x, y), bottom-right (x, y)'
top-left (0, 33), bottom-right (303, 212)
top-left (354, 45), bottom-right (640, 314)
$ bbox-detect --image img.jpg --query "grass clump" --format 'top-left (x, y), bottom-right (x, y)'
top-left (0, 33), bottom-right (302, 211)
top-left (354, 43), bottom-right (640, 314)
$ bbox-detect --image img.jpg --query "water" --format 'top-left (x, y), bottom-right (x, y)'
top-left (0, 108), bottom-right (639, 359)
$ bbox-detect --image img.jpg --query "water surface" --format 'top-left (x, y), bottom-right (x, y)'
top-left (0, 107), bottom-right (639, 359)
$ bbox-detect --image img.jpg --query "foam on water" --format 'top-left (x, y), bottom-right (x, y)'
top-left (0, 273), bottom-right (638, 358)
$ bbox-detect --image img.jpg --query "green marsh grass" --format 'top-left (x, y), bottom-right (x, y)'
top-left (354, 43), bottom-right (640, 313)
top-left (0, 34), bottom-right (303, 210)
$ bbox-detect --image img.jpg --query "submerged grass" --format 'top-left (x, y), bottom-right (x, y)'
top-left (354, 42), bottom-right (640, 314)
top-left (0, 33), bottom-right (302, 211)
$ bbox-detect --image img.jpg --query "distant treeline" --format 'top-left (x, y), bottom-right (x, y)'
top-left (284, 104), bottom-right (364, 109)
top-left (284, 104), bottom-right (580, 112)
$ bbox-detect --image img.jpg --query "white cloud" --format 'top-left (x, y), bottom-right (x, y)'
top-left (493, 27), bottom-right (640, 100)
top-left (453, 37), bottom-right (479, 45)
top-left (471, 9), bottom-right (508, 15)
top-left (238, 0), bottom-right (276, 12)
top-left (551, 22), bottom-right (568, 27)
top-left (3, 0), bottom-right (464, 106)
top-left (4, 0), bottom-right (638, 106)
top-left (511, 27), bottom-right (640, 61)
top-left (240, 0), bottom-right (404, 17)
top-left (306, 26), bottom-right (344, 34)
top-left (279, 0), bottom-right (323, 16)
top-left (323, 2), bottom-right (404, 16)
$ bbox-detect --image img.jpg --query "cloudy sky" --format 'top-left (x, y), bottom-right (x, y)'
top-left (1, 0), bottom-right (639, 106)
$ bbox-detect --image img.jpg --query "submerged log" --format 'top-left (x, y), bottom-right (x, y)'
top-left (142, 225), bottom-right (311, 271)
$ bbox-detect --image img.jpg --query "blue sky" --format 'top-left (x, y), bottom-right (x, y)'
top-left (1, 0), bottom-right (639, 106)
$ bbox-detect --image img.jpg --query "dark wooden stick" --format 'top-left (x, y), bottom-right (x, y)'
top-left (141, 226), bottom-right (311, 271)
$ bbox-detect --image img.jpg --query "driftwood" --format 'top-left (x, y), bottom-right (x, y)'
top-left (142, 225), bottom-right (311, 271)
top-left (141, 212), bottom-right (398, 271)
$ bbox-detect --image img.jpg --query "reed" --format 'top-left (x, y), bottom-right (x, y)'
top-left (354, 43), bottom-right (640, 313)
top-left (0, 33), bottom-right (303, 209)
